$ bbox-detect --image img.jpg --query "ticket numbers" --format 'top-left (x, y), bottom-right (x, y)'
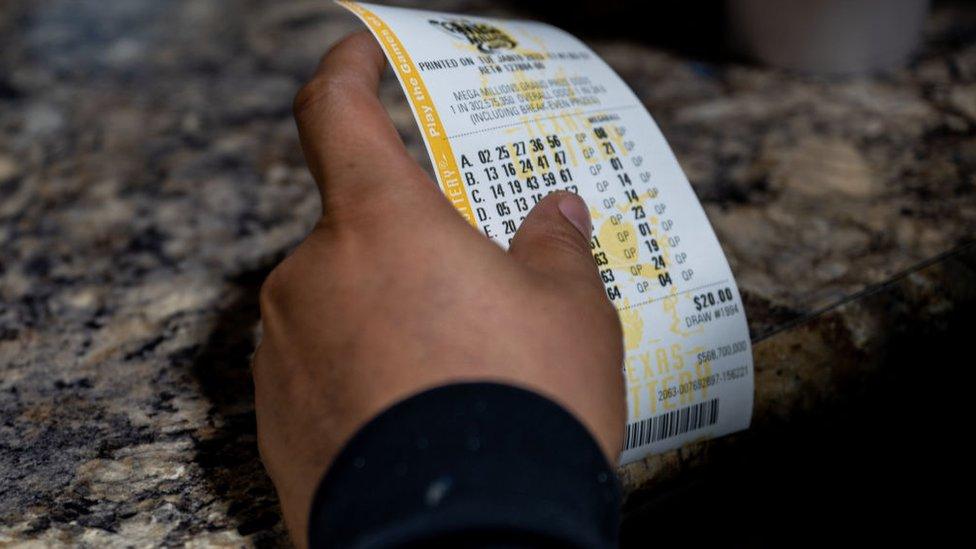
top-left (339, 1), bottom-right (754, 464)
top-left (459, 117), bottom-right (681, 301)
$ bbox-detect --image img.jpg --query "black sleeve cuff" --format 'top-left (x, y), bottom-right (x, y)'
top-left (308, 382), bottom-right (621, 548)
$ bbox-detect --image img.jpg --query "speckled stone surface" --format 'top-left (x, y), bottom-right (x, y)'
top-left (1, 0), bottom-right (974, 545)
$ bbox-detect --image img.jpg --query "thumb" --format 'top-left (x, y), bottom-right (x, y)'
top-left (508, 191), bottom-right (603, 288)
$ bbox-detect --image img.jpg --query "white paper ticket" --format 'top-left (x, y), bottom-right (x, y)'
top-left (339, 1), bottom-right (754, 464)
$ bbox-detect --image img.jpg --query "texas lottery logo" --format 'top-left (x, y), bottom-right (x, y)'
top-left (428, 18), bottom-right (517, 53)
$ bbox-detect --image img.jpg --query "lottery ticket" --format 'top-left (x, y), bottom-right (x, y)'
top-left (338, 1), bottom-right (754, 464)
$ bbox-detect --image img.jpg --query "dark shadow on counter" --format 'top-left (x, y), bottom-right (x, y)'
top-left (621, 244), bottom-right (975, 546)
top-left (187, 263), bottom-right (287, 547)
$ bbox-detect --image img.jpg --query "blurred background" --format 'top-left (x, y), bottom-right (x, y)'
top-left (0, 0), bottom-right (972, 546)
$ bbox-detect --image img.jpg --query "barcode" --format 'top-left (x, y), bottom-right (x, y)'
top-left (624, 398), bottom-right (720, 450)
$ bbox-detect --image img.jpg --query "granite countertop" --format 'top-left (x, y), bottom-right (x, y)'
top-left (1, 0), bottom-right (974, 545)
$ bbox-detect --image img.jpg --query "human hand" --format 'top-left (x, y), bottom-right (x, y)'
top-left (252, 31), bottom-right (625, 546)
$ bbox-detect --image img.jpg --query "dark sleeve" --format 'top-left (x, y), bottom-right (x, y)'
top-left (307, 382), bottom-right (621, 548)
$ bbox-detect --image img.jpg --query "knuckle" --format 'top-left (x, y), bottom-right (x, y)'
top-left (585, 287), bottom-right (622, 336)
top-left (292, 77), bottom-right (329, 119)
top-left (258, 262), bottom-right (291, 316)
top-left (603, 305), bottom-right (625, 350)
top-left (534, 222), bottom-right (591, 259)
top-left (581, 287), bottom-right (624, 355)
top-left (293, 73), bottom-right (354, 121)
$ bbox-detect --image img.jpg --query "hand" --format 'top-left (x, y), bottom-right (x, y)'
top-left (252, 31), bottom-right (625, 546)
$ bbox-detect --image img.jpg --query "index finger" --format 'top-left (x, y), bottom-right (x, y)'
top-left (294, 31), bottom-right (433, 218)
